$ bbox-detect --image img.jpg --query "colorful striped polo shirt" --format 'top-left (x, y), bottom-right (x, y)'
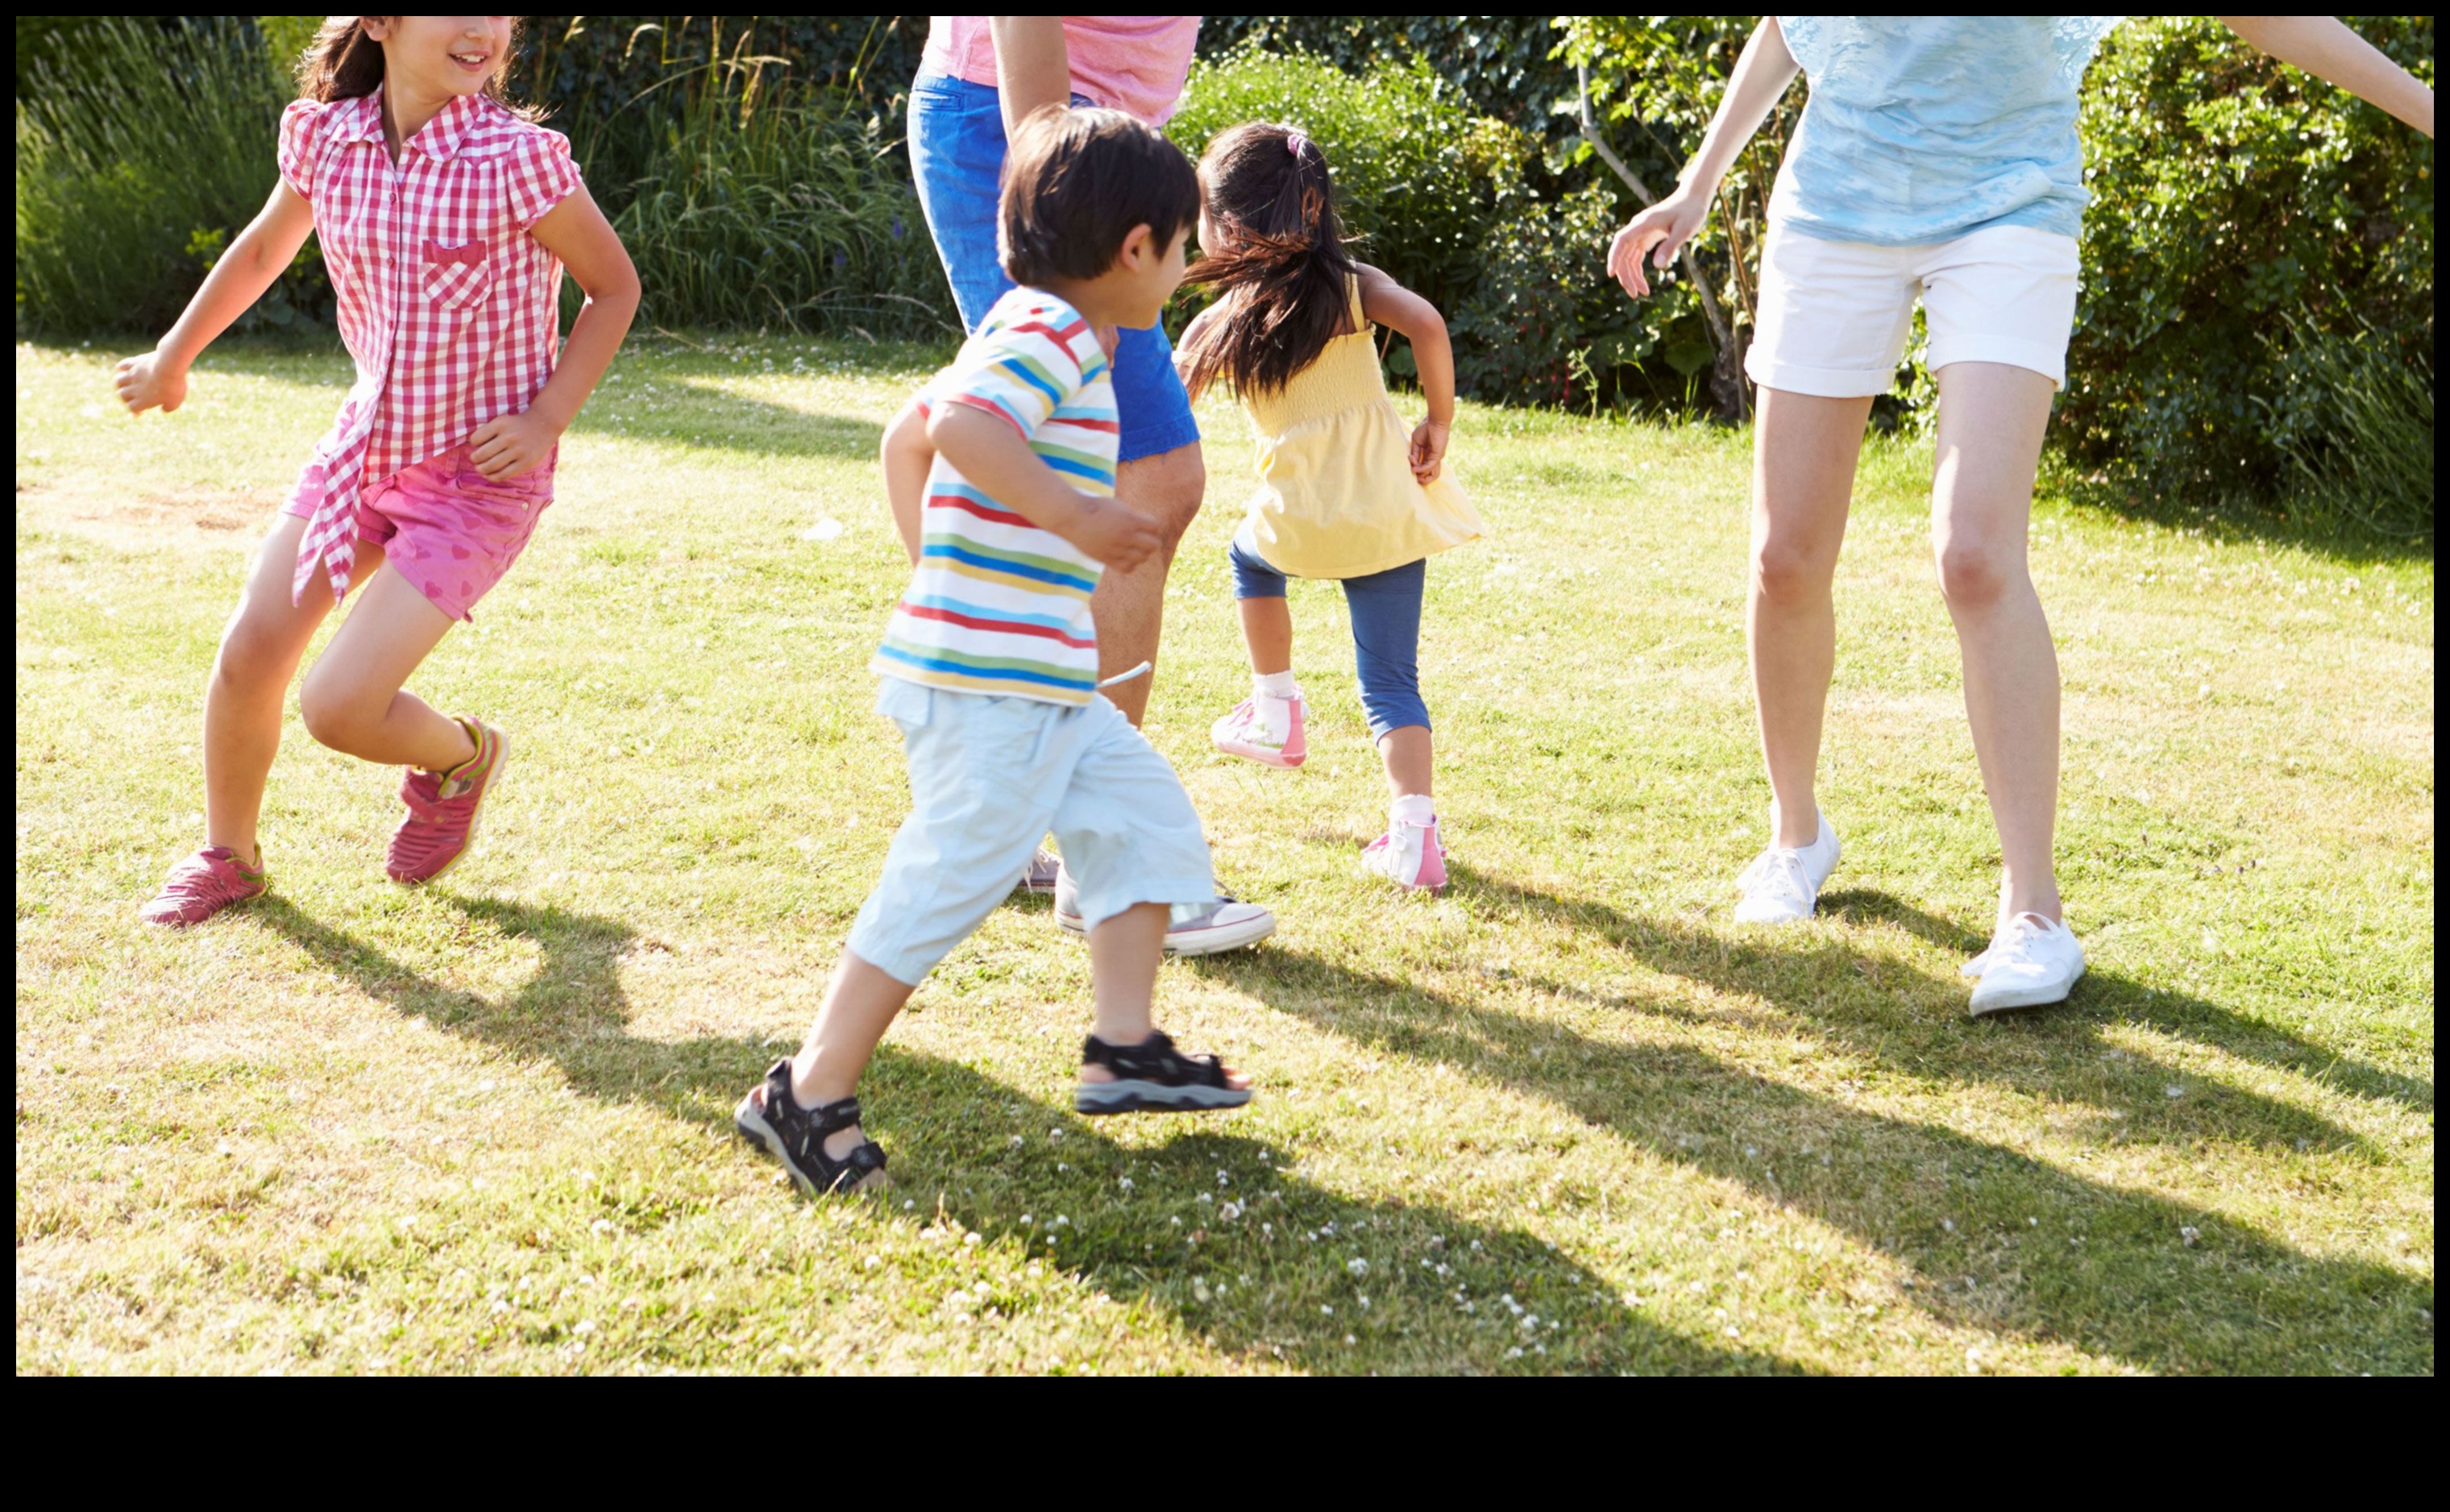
top-left (873, 287), bottom-right (1116, 704)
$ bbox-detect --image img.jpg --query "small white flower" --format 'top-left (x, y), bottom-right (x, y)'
top-left (1321, 1304), bottom-right (1334, 1315)
top-left (1344, 1334), bottom-right (1357, 1346)
top-left (2166, 1085), bottom-right (2186, 1099)
top-left (1506, 1346), bottom-right (1522, 1359)
top-left (1119, 1177), bottom-right (1134, 1191)
top-left (2180, 1225), bottom-right (2202, 1248)
top-left (1217, 1170), bottom-right (1231, 1186)
top-left (1941, 1219), bottom-right (1956, 1232)
top-left (1347, 1258), bottom-right (1368, 1276)
top-left (575, 1319), bottom-right (596, 1335)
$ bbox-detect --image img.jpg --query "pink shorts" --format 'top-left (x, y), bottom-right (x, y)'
top-left (284, 444), bottom-right (554, 621)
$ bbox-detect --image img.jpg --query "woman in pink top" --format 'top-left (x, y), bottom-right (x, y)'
top-left (114, 17), bottom-right (639, 925)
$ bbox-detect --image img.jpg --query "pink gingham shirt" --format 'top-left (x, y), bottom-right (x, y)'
top-left (276, 89), bottom-right (583, 606)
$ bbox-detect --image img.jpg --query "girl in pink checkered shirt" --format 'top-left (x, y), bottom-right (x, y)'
top-left (115, 18), bottom-right (639, 926)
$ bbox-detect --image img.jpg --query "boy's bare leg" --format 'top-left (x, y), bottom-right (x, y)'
top-left (786, 950), bottom-right (918, 1158)
top-left (1080, 901), bottom-right (1252, 1089)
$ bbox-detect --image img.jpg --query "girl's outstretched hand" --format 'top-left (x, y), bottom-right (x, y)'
top-left (468, 409), bottom-right (558, 481)
top-left (1408, 417), bottom-right (1450, 485)
top-left (1608, 190), bottom-right (1709, 299)
top-left (113, 350), bottom-right (188, 416)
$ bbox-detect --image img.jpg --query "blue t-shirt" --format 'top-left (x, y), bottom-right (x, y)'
top-left (1771, 16), bottom-right (2123, 246)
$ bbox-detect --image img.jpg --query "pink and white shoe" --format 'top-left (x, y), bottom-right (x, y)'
top-left (1362, 813), bottom-right (1448, 891)
top-left (1210, 692), bottom-right (1306, 768)
top-left (140, 845), bottom-right (268, 926)
top-left (387, 717), bottom-right (509, 885)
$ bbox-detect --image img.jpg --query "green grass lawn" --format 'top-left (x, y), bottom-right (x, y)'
top-left (15, 334), bottom-right (2434, 1375)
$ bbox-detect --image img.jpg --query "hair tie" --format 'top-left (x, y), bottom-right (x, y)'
top-left (1286, 131), bottom-right (1309, 160)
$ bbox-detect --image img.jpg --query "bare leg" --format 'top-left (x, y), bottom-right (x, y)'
top-left (1378, 726), bottom-right (1432, 799)
top-left (1238, 596), bottom-right (1294, 675)
top-left (1929, 362), bottom-right (2063, 924)
top-left (786, 949), bottom-right (919, 1159)
top-left (1078, 902), bottom-right (1251, 1089)
top-left (202, 515), bottom-right (383, 863)
top-left (1749, 386), bottom-right (1875, 848)
top-left (296, 565), bottom-right (478, 772)
top-left (1094, 442), bottom-right (1206, 726)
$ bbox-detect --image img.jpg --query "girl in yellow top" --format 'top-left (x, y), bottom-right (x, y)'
top-left (1177, 123), bottom-right (1480, 891)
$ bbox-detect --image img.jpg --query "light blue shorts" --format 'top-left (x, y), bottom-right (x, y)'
top-left (846, 677), bottom-right (1219, 986)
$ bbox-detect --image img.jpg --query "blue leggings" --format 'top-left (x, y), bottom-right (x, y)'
top-left (1228, 538), bottom-right (1428, 741)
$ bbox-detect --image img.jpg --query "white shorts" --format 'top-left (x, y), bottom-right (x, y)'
top-left (1744, 222), bottom-right (2081, 397)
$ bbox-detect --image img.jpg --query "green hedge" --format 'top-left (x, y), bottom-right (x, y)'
top-left (2065, 15), bottom-right (2433, 525)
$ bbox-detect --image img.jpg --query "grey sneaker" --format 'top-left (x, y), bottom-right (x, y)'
top-left (1015, 845), bottom-right (1062, 895)
top-left (1052, 866), bottom-right (1276, 955)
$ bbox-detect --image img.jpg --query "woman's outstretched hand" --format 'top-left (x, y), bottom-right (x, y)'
top-left (1608, 190), bottom-right (1709, 300)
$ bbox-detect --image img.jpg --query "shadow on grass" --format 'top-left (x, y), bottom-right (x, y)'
top-left (249, 892), bottom-right (772, 1128)
top-left (1811, 888), bottom-right (2433, 1115)
top-left (1186, 869), bottom-right (2433, 1375)
top-left (854, 1049), bottom-right (1800, 1375)
top-left (247, 891), bottom-right (1791, 1373)
top-left (2043, 466), bottom-right (2431, 567)
top-left (560, 376), bottom-right (887, 463)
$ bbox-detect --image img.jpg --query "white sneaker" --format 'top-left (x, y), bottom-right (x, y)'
top-left (1962, 912), bottom-right (2086, 1016)
top-left (1053, 867), bottom-right (1277, 955)
top-left (1733, 808), bottom-right (1841, 924)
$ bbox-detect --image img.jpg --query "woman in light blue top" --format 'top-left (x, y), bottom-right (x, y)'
top-left (1609, 18), bottom-right (2432, 1015)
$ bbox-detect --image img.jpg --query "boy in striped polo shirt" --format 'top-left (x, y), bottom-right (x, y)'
top-left (737, 109), bottom-right (1257, 1196)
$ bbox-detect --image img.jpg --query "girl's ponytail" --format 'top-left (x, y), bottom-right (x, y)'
top-left (1181, 122), bottom-right (1360, 400)
top-left (295, 17), bottom-right (385, 102)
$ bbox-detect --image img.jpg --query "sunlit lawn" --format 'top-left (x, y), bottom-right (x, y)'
top-left (15, 333), bottom-right (2433, 1374)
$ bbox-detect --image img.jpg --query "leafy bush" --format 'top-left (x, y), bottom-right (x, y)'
top-left (1168, 46), bottom-right (1717, 410)
top-left (1200, 15), bottom-right (1580, 137)
top-left (2064, 16), bottom-right (2434, 503)
top-left (1166, 50), bottom-right (1509, 323)
top-left (15, 16), bottom-right (327, 336)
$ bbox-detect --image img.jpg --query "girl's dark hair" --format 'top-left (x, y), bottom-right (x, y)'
top-left (1178, 121), bottom-right (1358, 400)
top-left (293, 17), bottom-right (538, 117)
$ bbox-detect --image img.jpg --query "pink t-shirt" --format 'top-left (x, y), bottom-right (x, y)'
top-left (922, 15), bottom-right (1201, 127)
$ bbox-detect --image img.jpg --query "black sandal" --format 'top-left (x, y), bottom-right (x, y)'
top-left (1075, 1031), bottom-right (1252, 1115)
top-left (734, 1059), bottom-right (888, 1194)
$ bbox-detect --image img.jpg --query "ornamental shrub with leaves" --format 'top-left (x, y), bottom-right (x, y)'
top-left (2064, 15), bottom-right (2434, 510)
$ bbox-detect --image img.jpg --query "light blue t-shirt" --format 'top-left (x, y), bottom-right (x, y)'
top-left (1771, 16), bottom-right (2123, 246)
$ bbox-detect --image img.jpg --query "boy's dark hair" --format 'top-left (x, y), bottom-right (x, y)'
top-left (1177, 121), bottom-right (1359, 400)
top-left (1000, 106), bottom-right (1200, 286)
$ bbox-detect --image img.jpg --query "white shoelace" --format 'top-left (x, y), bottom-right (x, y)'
top-left (1736, 846), bottom-right (1815, 913)
top-left (1966, 911), bottom-right (2059, 974)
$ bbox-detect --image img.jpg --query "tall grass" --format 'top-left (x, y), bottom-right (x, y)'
top-left (15, 17), bottom-right (296, 337)
top-left (2277, 317), bottom-right (2436, 543)
top-left (608, 54), bottom-right (955, 339)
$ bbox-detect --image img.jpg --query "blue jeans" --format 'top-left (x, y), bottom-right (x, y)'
top-left (1229, 537), bottom-right (1430, 741)
top-left (906, 69), bottom-right (1201, 464)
